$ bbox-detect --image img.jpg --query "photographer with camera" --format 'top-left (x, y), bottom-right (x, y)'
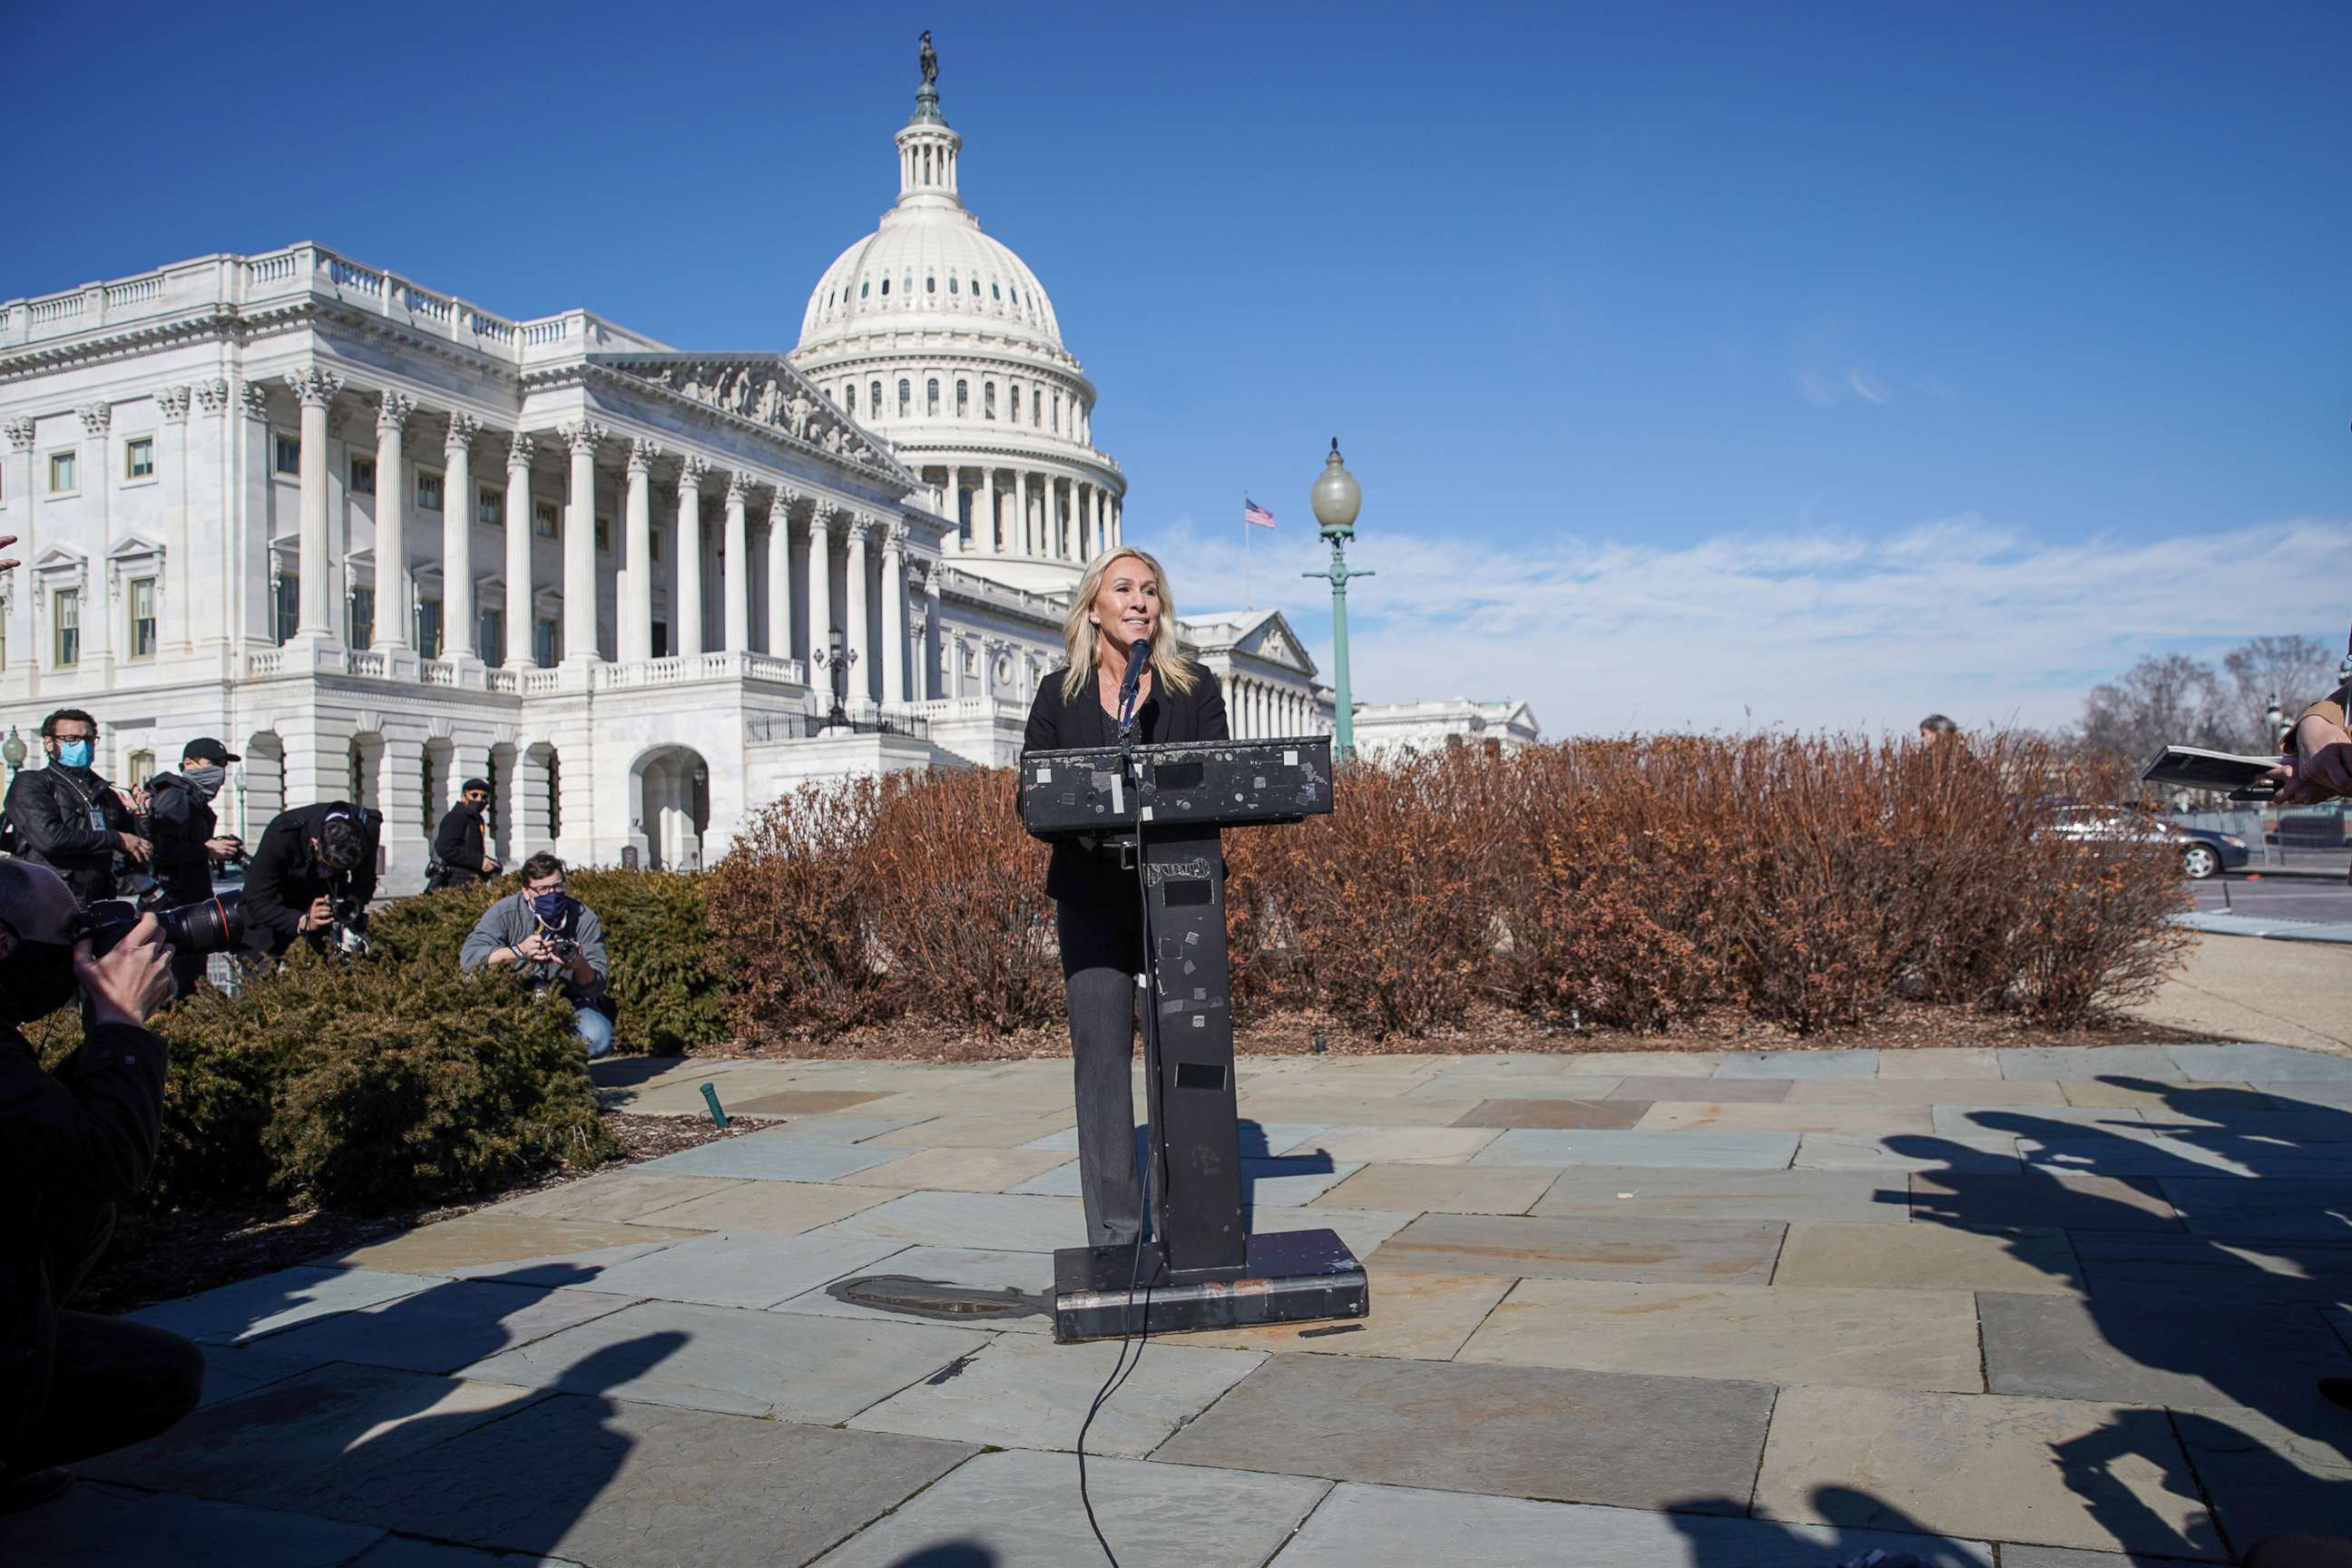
top-left (459, 854), bottom-right (613, 1058)
top-left (240, 802), bottom-right (379, 959)
top-left (2, 710), bottom-right (152, 908)
top-left (426, 778), bottom-right (500, 891)
top-left (0, 859), bottom-right (204, 1515)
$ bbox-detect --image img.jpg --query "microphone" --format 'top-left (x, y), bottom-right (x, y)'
top-left (1116, 640), bottom-right (1151, 741)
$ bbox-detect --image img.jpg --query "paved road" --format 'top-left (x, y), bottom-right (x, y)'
top-left (2192, 872), bottom-right (2352, 924)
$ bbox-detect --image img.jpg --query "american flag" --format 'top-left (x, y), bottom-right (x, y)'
top-left (1243, 498), bottom-right (1275, 529)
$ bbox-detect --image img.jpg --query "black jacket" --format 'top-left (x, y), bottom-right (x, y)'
top-left (4, 766), bottom-right (137, 906)
top-left (145, 773), bottom-right (219, 906)
top-left (430, 804), bottom-right (491, 888)
top-left (1021, 660), bottom-right (1229, 906)
top-left (1, 1014), bottom-right (170, 1471)
top-left (242, 802), bottom-right (380, 956)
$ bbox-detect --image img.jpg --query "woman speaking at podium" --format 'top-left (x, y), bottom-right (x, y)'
top-left (1022, 549), bottom-right (1228, 1250)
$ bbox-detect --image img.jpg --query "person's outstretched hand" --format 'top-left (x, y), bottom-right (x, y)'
top-left (2269, 713), bottom-right (2352, 806)
top-left (74, 914), bottom-right (175, 1029)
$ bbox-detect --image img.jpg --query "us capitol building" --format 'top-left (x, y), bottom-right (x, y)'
top-left (0, 52), bottom-right (1353, 889)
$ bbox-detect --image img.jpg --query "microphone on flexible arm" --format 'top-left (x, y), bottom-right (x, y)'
top-left (1115, 639), bottom-right (1152, 744)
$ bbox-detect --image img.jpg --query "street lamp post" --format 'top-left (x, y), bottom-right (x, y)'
top-left (817, 628), bottom-right (859, 730)
top-left (1302, 438), bottom-right (1372, 761)
top-left (1, 728), bottom-right (24, 788)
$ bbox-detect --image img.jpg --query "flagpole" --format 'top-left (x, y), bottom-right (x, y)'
top-left (1244, 498), bottom-right (1253, 610)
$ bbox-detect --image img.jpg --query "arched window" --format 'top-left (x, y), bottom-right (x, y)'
top-left (1033, 389), bottom-right (1043, 426)
top-left (948, 276), bottom-right (958, 294)
top-left (844, 384), bottom-right (856, 416)
top-left (926, 377), bottom-right (940, 416)
top-left (880, 278), bottom-right (889, 296)
top-left (926, 275), bottom-right (936, 294)
top-left (991, 282), bottom-right (1001, 300)
top-left (898, 378), bottom-right (911, 416)
top-left (984, 383), bottom-right (996, 420)
top-left (1053, 393), bottom-right (1062, 433)
top-left (860, 280), bottom-right (869, 299)
top-left (869, 380), bottom-right (882, 416)
top-left (955, 379), bottom-right (969, 417)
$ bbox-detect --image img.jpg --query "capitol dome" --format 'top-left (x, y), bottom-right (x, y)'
top-left (789, 45), bottom-right (1124, 596)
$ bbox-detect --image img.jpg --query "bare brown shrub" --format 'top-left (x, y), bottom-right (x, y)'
top-left (704, 778), bottom-right (884, 1044)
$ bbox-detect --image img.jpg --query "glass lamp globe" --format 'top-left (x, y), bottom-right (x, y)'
top-left (1309, 438), bottom-right (1361, 538)
top-left (0, 728), bottom-right (23, 769)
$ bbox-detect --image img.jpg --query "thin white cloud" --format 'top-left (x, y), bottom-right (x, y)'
top-left (1847, 368), bottom-right (1894, 404)
top-left (1152, 512), bottom-right (2352, 735)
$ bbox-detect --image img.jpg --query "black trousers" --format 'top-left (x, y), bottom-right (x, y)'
top-left (1056, 894), bottom-right (1147, 1250)
top-left (14, 1202), bottom-right (204, 1476)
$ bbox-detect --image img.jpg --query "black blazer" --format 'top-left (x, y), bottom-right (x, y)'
top-left (1022, 659), bottom-right (1229, 906)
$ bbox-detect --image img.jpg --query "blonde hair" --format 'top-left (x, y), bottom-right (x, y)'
top-left (1060, 547), bottom-right (1198, 703)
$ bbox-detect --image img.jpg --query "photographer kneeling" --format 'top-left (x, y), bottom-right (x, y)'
top-left (459, 855), bottom-right (613, 1059)
top-left (0, 861), bottom-right (203, 1514)
top-left (240, 802), bottom-right (379, 958)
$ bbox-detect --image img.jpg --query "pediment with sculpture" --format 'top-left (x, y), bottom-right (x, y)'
top-left (592, 353), bottom-right (918, 488)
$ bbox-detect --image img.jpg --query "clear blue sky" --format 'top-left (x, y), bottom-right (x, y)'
top-left (10, 2), bottom-right (2347, 731)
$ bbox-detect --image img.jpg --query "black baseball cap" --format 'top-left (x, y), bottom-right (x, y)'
top-left (461, 777), bottom-right (493, 794)
top-left (183, 737), bottom-right (240, 764)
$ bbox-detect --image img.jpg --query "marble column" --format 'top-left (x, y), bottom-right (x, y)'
top-left (371, 392), bottom-right (413, 650)
top-left (622, 438), bottom-right (658, 663)
top-left (805, 505), bottom-right (834, 669)
top-left (845, 514), bottom-right (871, 703)
top-left (1111, 495), bottom-right (1122, 549)
top-left (503, 434), bottom-right (534, 668)
top-left (880, 521), bottom-right (906, 704)
top-left (76, 404), bottom-right (113, 670)
top-left (1014, 469), bottom-right (1030, 555)
top-left (722, 471), bottom-right (752, 652)
top-left (675, 456), bottom-right (707, 657)
top-left (285, 367), bottom-right (343, 638)
top-left (3, 420), bottom-right (34, 667)
top-left (158, 386), bottom-right (192, 652)
top-left (559, 421), bottom-right (603, 661)
top-left (767, 488), bottom-right (797, 662)
top-left (443, 415), bottom-right (477, 663)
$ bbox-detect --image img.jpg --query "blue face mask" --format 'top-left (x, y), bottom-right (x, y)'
top-left (54, 740), bottom-right (92, 769)
top-left (530, 889), bottom-right (567, 924)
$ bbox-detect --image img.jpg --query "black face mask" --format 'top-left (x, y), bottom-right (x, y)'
top-left (466, 800), bottom-right (488, 817)
top-left (0, 939), bottom-right (80, 1027)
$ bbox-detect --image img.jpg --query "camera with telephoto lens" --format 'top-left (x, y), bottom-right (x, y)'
top-left (326, 893), bottom-right (371, 959)
top-left (83, 892), bottom-right (246, 959)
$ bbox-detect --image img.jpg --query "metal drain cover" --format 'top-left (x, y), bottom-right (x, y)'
top-left (826, 1274), bottom-right (1051, 1322)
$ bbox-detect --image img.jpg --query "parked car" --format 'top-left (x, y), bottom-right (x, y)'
top-left (2041, 805), bottom-right (2248, 879)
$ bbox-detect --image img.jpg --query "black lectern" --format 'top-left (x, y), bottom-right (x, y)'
top-left (1022, 735), bottom-right (1370, 1343)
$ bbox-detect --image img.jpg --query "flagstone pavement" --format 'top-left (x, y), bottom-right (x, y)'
top-left (15, 1042), bottom-right (2352, 1567)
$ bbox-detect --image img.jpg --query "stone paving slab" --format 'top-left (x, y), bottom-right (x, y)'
top-left (812, 1448), bottom-right (1331, 1568)
top-left (1451, 1096), bottom-right (1650, 1129)
top-left (458, 1298), bottom-right (989, 1421)
top-left (723, 1087), bottom-right (890, 1115)
top-left (2024, 1132), bottom-right (2352, 1180)
top-left (2169, 1043), bottom-right (2352, 1081)
top-left (1607, 1074), bottom-right (1794, 1103)
top-left (322, 1215), bottom-right (701, 1278)
top-left (1248, 1205), bottom-right (1419, 1257)
top-left (1459, 1278), bottom-right (1984, 1391)
top-left (83, 1362), bottom-right (538, 1506)
top-left (1533, 1165), bottom-right (1910, 1225)
top-left (285, 1393), bottom-right (977, 1568)
top-left (895, 1110), bottom-right (1078, 1146)
top-left (572, 1230), bottom-right (908, 1309)
top-left (253, 1281), bottom-right (642, 1375)
top-left (130, 1265), bottom-right (437, 1346)
top-left (622, 1177), bottom-right (897, 1235)
top-left (348, 1539), bottom-right (584, 1567)
top-left (1372, 1212), bottom-right (1783, 1284)
top-left (2072, 1231), bottom-right (2352, 1304)
top-left (1008, 1154), bottom-right (1366, 1207)
top-left (1318, 1161), bottom-right (1558, 1215)
top-left (1979, 1291), bottom-right (2352, 1409)
top-left (1930, 1104), bottom-right (2149, 1136)
top-left (1753, 1385), bottom-right (2223, 1559)
top-left (1998, 1552), bottom-right (2204, 1568)
top-left (1792, 1132), bottom-right (2022, 1173)
top-left (770, 1245), bottom-right (1058, 1335)
top-left (1874, 1047), bottom-right (2004, 1080)
top-left (1552, 1050), bottom-right (1727, 1075)
top-left (1907, 1171), bottom-right (2180, 1231)
top-left (1180, 1266), bottom-right (1515, 1359)
top-left (849, 1334), bottom-right (1264, 1456)
top-left (834, 1145), bottom-right (1073, 1191)
top-left (718, 1112), bottom-right (940, 1143)
top-left (1637, 1102), bottom-right (1936, 1134)
top-left (1999, 1046), bottom-right (2190, 1082)
top-left (1274, 1123), bottom-right (1505, 1162)
top-left (1790, 1078), bottom-right (2070, 1105)
top-left (1469, 1128), bottom-right (1799, 1169)
top-left (1158, 1353), bottom-right (1776, 1511)
top-left (1265, 1480), bottom-right (1996, 1568)
top-left (815, 1190), bottom-right (1088, 1251)
top-left (0, 1487), bottom-right (390, 1568)
top-left (1716, 1049), bottom-right (1880, 1080)
top-left (630, 1133), bottom-right (913, 1182)
top-left (493, 1171), bottom-right (741, 1223)
top-left (2058, 1081), bottom-right (2264, 1111)
top-left (1775, 1221), bottom-right (2082, 1293)
top-left (2158, 1176), bottom-right (2352, 1241)
top-left (2169, 1404), bottom-right (2352, 1551)
top-left (2260, 1081), bottom-right (2352, 1109)
top-left (195, 1344), bottom-right (336, 1408)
